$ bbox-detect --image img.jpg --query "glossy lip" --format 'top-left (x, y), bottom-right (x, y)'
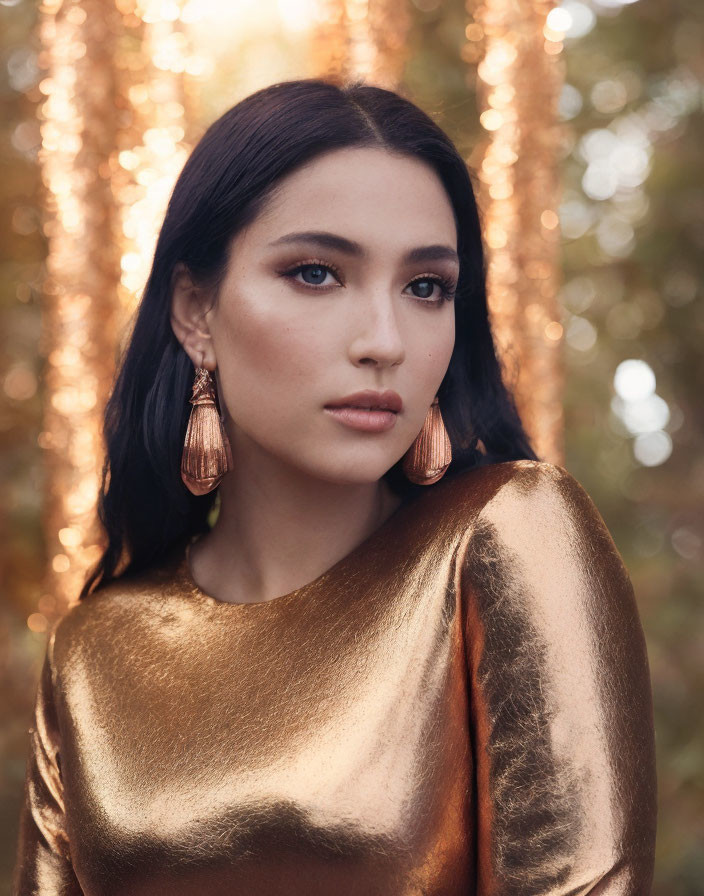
top-left (324, 389), bottom-right (403, 413)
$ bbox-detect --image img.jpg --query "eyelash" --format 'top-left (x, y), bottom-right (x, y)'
top-left (279, 258), bottom-right (457, 305)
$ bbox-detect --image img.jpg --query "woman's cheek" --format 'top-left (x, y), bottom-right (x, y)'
top-left (214, 331), bottom-right (322, 440)
top-left (415, 326), bottom-right (455, 386)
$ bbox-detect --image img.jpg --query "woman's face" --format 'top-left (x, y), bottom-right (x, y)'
top-left (174, 146), bottom-right (459, 486)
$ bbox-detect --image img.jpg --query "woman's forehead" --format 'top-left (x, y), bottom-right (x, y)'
top-left (237, 148), bottom-right (458, 256)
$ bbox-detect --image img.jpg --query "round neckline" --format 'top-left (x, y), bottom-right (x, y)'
top-left (179, 492), bottom-right (415, 609)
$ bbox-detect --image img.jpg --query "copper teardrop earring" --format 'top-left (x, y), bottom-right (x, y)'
top-left (402, 396), bottom-right (452, 485)
top-left (180, 358), bottom-right (233, 495)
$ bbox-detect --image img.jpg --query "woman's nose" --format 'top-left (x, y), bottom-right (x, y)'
top-left (348, 293), bottom-right (406, 368)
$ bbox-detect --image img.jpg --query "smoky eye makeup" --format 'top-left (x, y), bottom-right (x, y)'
top-left (277, 257), bottom-right (458, 305)
top-left (407, 272), bottom-right (458, 303)
top-left (277, 257), bottom-right (344, 288)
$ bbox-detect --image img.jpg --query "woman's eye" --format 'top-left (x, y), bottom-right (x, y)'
top-left (407, 276), bottom-right (456, 304)
top-left (281, 262), bottom-right (455, 303)
top-left (299, 264), bottom-right (335, 286)
top-left (410, 279), bottom-right (437, 300)
top-left (283, 262), bottom-right (341, 289)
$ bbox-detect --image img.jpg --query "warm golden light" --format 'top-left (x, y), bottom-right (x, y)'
top-left (480, 109), bottom-right (503, 130)
top-left (36, 0), bottom-right (123, 617)
top-left (541, 208), bottom-right (559, 230)
top-left (27, 613), bottom-right (49, 633)
top-left (311, 0), bottom-right (410, 86)
top-left (469, 0), bottom-right (566, 463)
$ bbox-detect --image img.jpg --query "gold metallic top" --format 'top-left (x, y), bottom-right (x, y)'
top-left (13, 460), bottom-right (657, 895)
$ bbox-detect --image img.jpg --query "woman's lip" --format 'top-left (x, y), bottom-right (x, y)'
top-left (325, 389), bottom-right (403, 413)
top-left (323, 407), bottom-right (398, 432)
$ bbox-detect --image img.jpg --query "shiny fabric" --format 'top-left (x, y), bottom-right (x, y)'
top-left (13, 460), bottom-right (657, 895)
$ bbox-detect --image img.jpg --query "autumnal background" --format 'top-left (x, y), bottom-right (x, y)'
top-left (1, 0), bottom-right (702, 891)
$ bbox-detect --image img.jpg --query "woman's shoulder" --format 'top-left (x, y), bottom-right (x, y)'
top-left (429, 458), bottom-right (595, 526)
top-left (49, 541), bottom-right (189, 665)
top-left (445, 459), bottom-right (629, 596)
top-left (426, 458), bottom-right (622, 567)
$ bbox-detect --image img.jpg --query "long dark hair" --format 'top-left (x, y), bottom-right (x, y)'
top-left (79, 77), bottom-right (538, 600)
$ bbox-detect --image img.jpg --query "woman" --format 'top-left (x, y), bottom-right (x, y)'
top-left (13, 78), bottom-right (657, 894)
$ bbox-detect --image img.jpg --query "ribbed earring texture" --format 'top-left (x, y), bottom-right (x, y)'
top-left (181, 368), bottom-right (233, 495)
top-left (402, 396), bottom-right (452, 485)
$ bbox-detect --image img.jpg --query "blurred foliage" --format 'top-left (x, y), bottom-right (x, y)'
top-left (558, 1), bottom-right (704, 888)
top-left (0, 0), bottom-right (702, 891)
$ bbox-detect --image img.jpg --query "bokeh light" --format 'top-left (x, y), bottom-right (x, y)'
top-left (471, 0), bottom-right (566, 462)
top-left (612, 360), bottom-right (674, 467)
top-left (614, 358), bottom-right (656, 400)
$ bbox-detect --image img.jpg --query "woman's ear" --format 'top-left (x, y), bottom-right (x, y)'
top-left (170, 262), bottom-right (217, 370)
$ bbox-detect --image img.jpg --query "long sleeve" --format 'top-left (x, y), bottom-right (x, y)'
top-left (463, 462), bottom-right (657, 895)
top-left (12, 628), bottom-right (83, 896)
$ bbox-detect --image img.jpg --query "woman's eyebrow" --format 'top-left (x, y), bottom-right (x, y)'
top-left (268, 230), bottom-right (459, 265)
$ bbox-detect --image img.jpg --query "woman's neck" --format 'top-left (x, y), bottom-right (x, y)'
top-left (187, 452), bottom-right (403, 605)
